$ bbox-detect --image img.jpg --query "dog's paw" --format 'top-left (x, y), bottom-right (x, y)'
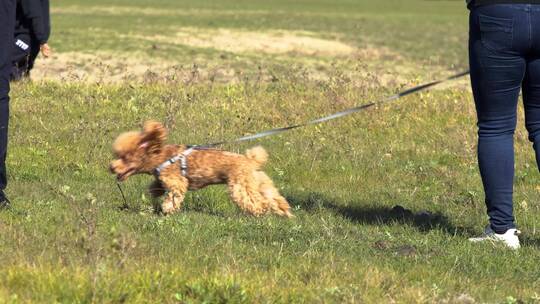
top-left (161, 203), bottom-right (176, 215)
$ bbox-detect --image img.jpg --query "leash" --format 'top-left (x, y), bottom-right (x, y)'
top-left (198, 70), bottom-right (470, 148)
top-left (116, 181), bottom-right (129, 209)
top-left (116, 70), bottom-right (470, 205)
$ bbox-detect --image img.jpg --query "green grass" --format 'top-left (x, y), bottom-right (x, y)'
top-left (50, 0), bottom-right (469, 75)
top-left (1, 0), bottom-right (540, 303)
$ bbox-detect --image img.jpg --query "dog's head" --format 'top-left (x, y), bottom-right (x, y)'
top-left (109, 120), bottom-right (167, 181)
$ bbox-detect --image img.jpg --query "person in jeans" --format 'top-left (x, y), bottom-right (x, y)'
top-left (468, 0), bottom-right (540, 249)
top-left (1, 0), bottom-right (16, 208)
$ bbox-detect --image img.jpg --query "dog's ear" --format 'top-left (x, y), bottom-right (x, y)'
top-left (139, 120), bottom-right (167, 151)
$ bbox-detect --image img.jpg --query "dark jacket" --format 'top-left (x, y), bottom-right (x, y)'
top-left (14, 0), bottom-right (50, 44)
top-left (468, 0), bottom-right (540, 7)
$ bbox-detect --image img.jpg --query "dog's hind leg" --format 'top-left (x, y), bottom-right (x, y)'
top-left (254, 171), bottom-right (293, 217)
top-left (227, 172), bottom-right (269, 216)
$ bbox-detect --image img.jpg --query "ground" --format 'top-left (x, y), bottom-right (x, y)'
top-left (0, 0), bottom-right (539, 303)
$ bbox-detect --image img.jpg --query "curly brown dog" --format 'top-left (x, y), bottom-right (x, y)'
top-left (109, 121), bottom-right (293, 217)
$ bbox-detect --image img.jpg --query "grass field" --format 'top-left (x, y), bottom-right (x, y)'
top-left (1, 0), bottom-right (540, 303)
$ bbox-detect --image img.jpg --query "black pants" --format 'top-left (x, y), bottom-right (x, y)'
top-left (1, 0), bottom-right (16, 191)
top-left (11, 33), bottom-right (40, 81)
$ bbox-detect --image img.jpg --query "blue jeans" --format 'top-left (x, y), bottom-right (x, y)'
top-left (469, 4), bottom-right (540, 233)
top-left (0, 0), bottom-right (15, 192)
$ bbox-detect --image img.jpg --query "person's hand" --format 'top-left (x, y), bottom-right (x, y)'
top-left (40, 43), bottom-right (51, 58)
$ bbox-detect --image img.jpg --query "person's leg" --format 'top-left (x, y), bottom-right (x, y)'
top-left (0, 0), bottom-right (16, 200)
top-left (522, 59), bottom-right (540, 170)
top-left (524, 8), bottom-right (540, 170)
top-left (469, 4), bottom-right (529, 233)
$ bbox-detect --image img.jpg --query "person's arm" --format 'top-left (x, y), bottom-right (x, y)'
top-left (20, 0), bottom-right (46, 43)
top-left (20, 0), bottom-right (51, 57)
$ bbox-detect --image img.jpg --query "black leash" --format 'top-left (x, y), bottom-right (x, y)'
top-left (198, 70), bottom-right (470, 148)
top-left (116, 181), bottom-right (129, 209)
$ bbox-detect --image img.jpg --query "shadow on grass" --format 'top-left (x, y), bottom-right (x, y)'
top-left (520, 236), bottom-right (540, 248)
top-left (288, 192), bottom-right (540, 247)
top-left (287, 192), bottom-right (478, 236)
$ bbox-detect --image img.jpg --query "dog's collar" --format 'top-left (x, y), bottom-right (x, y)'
top-left (154, 147), bottom-right (195, 177)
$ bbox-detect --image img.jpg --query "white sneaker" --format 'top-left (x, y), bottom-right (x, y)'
top-left (469, 225), bottom-right (521, 250)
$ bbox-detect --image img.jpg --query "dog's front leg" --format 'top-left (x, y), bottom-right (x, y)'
top-left (159, 175), bottom-right (188, 215)
top-left (162, 192), bottom-right (185, 215)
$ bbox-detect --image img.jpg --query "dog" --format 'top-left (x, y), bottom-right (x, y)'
top-left (109, 121), bottom-right (293, 217)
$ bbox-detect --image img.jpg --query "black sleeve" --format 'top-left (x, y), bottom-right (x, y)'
top-left (20, 0), bottom-right (48, 44)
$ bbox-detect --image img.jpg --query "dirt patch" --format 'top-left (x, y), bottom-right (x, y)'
top-left (29, 50), bottom-right (402, 84)
top-left (126, 28), bottom-right (356, 57)
top-left (51, 6), bottom-right (280, 18)
top-left (52, 6), bottom-right (213, 17)
top-left (51, 5), bottom-right (358, 18)
top-left (29, 28), bottom-right (463, 89)
top-left (31, 51), bottom-right (172, 83)
top-left (30, 51), bottom-right (269, 83)
top-left (29, 28), bottom-right (402, 83)
top-left (29, 49), bottom-right (463, 91)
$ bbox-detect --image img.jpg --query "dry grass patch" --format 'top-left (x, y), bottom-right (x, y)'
top-left (129, 28), bottom-right (356, 57)
top-left (31, 27), bottom-right (464, 89)
top-left (31, 51), bottom-right (170, 83)
top-left (52, 6), bottom-right (247, 17)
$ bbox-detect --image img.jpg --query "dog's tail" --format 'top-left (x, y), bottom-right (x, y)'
top-left (245, 146), bottom-right (268, 168)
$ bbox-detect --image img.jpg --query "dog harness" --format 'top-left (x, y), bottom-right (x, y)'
top-left (154, 147), bottom-right (195, 177)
